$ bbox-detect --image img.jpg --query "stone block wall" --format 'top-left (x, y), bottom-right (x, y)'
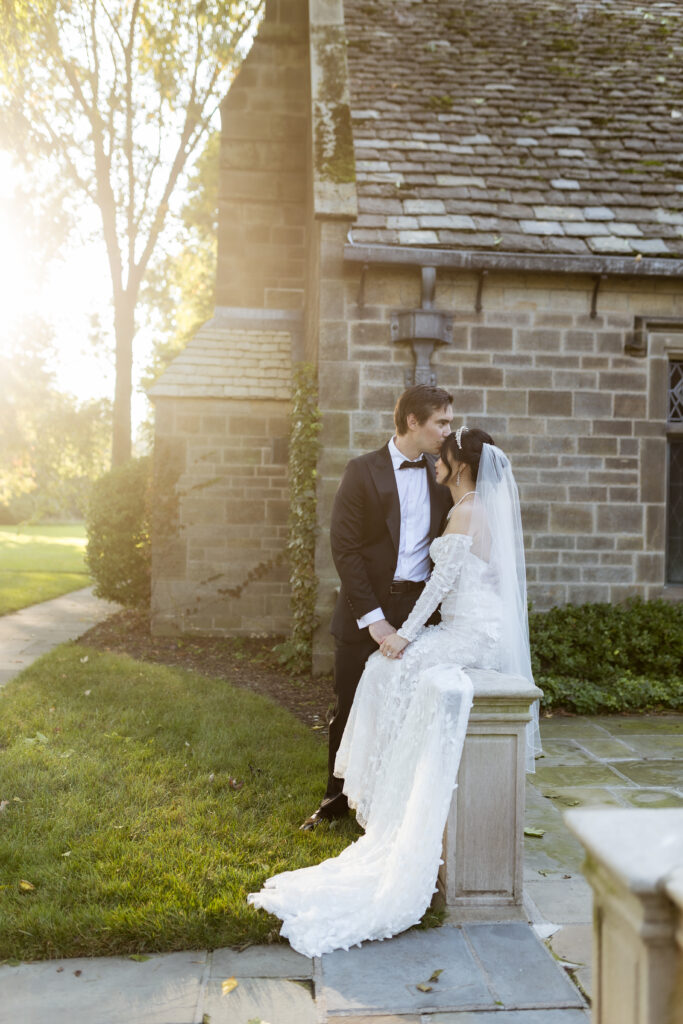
top-left (313, 259), bottom-right (683, 669)
top-left (217, 1), bottom-right (309, 311)
top-left (152, 395), bottom-right (291, 637)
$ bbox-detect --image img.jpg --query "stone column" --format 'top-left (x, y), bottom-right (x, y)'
top-left (565, 808), bottom-right (683, 1024)
top-left (438, 668), bottom-right (542, 920)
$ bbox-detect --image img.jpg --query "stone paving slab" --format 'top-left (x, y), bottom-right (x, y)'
top-left (338, 1017), bottom-right (421, 1024)
top-left (530, 743), bottom-right (596, 767)
top-left (571, 736), bottom-right (640, 760)
top-left (540, 785), bottom-right (626, 809)
top-left (614, 761), bottom-right (683, 788)
top-left (463, 923), bottom-right (582, 1009)
top-left (426, 1011), bottom-right (590, 1023)
top-left (609, 734), bottom-right (683, 759)
top-left (532, 719), bottom-right (607, 740)
top-left (210, 943), bottom-right (313, 979)
top-left (531, 763), bottom-right (631, 789)
top-left (319, 924), bottom-right (584, 1016)
top-left (203, 976), bottom-right (317, 1024)
top-left (594, 715), bottom-right (683, 735)
top-left (0, 951), bottom-right (207, 1024)
top-left (615, 787), bottom-right (683, 808)
top-left (524, 879), bottom-right (592, 927)
top-left (321, 927), bottom-right (494, 1014)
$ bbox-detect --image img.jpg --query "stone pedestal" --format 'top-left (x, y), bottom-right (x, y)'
top-left (437, 668), bottom-right (542, 920)
top-left (666, 867), bottom-right (683, 1024)
top-left (565, 808), bottom-right (683, 1024)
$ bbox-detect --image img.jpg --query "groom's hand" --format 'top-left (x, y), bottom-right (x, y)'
top-left (368, 619), bottom-right (395, 645)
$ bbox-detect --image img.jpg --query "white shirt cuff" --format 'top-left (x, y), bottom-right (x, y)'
top-left (357, 607), bottom-right (385, 630)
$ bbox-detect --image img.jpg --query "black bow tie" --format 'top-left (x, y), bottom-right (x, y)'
top-left (399, 458), bottom-right (427, 470)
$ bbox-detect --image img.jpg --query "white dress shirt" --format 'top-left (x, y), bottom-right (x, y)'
top-left (357, 436), bottom-right (432, 630)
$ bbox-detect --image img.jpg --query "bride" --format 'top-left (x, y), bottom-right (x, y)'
top-left (248, 427), bottom-right (541, 958)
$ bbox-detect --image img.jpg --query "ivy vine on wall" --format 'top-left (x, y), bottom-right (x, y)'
top-left (275, 362), bottom-right (322, 674)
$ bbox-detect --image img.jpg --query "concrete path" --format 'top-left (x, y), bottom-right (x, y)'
top-left (1, 590), bottom-right (681, 1023)
top-left (0, 586), bottom-right (118, 689)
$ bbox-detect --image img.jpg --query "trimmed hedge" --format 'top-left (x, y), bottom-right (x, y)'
top-left (529, 598), bottom-right (683, 714)
top-left (85, 457), bottom-right (151, 608)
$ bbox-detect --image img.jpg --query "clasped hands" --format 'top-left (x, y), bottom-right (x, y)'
top-left (368, 620), bottom-right (409, 660)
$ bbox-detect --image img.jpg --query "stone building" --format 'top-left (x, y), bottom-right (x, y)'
top-left (150, 0), bottom-right (683, 670)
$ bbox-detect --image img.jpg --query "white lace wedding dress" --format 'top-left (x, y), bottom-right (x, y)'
top-left (248, 533), bottom-right (506, 958)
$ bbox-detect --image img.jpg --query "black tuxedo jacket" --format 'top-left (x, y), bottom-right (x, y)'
top-left (329, 444), bottom-right (452, 643)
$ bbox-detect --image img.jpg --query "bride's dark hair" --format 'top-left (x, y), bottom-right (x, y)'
top-left (440, 427), bottom-right (495, 484)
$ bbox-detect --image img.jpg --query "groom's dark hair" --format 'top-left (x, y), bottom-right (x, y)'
top-left (394, 384), bottom-right (453, 435)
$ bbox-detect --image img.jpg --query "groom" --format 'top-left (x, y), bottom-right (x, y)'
top-left (301, 384), bottom-right (454, 830)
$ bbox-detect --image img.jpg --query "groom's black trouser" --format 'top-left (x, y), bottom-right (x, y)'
top-left (319, 585), bottom-right (428, 818)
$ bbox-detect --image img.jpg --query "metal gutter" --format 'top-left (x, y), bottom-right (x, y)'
top-left (343, 242), bottom-right (683, 279)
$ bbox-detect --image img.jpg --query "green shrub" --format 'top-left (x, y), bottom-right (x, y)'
top-left (538, 673), bottom-right (683, 715)
top-left (85, 457), bottom-right (151, 607)
top-left (530, 598), bottom-right (683, 681)
top-left (530, 598), bottom-right (683, 713)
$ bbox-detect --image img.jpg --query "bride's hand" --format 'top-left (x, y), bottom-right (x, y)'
top-left (380, 633), bottom-right (408, 659)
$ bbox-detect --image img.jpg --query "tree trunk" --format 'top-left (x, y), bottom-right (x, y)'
top-left (111, 293), bottom-right (135, 466)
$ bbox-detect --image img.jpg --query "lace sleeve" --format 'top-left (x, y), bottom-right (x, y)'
top-left (397, 534), bottom-right (472, 642)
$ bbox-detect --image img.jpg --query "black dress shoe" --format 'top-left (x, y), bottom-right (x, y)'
top-left (299, 810), bottom-right (327, 831)
top-left (299, 806), bottom-right (348, 831)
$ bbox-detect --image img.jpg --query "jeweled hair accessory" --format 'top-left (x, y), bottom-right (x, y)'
top-left (455, 425), bottom-right (468, 450)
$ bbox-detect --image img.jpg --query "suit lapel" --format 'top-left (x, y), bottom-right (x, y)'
top-left (370, 445), bottom-right (400, 553)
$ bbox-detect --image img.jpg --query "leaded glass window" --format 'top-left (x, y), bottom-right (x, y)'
top-left (670, 361), bottom-right (683, 422)
top-left (667, 440), bottom-right (683, 584)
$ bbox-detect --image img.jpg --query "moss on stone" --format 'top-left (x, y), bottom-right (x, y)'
top-left (311, 26), bottom-right (356, 186)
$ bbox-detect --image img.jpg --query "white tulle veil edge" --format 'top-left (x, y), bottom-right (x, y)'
top-left (469, 443), bottom-right (543, 772)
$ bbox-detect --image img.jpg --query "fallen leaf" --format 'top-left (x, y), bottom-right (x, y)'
top-left (18, 880), bottom-right (35, 892)
top-left (83, 690), bottom-right (91, 697)
top-left (208, 773), bottom-right (215, 782)
top-left (61, 851), bottom-right (71, 858)
top-left (222, 977), bottom-right (238, 995)
top-left (12, 797), bottom-right (22, 803)
top-left (524, 827), bottom-right (545, 838)
top-left (79, 656), bottom-right (89, 664)
top-left (416, 982), bottom-right (433, 992)
top-left (428, 969), bottom-right (444, 982)
top-left (129, 954), bottom-right (151, 962)
top-left (56, 967), bottom-right (64, 972)
top-left (74, 969), bottom-right (82, 977)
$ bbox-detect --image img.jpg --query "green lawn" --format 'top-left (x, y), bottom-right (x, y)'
top-left (0, 524), bottom-right (90, 615)
top-left (0, 645), bottom-right (379, 962)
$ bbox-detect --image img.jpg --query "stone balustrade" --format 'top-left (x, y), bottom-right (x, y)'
top-left (565, 808), bottom-right (683, 1024)
top-left (437, 668), bottom-right (542, 919)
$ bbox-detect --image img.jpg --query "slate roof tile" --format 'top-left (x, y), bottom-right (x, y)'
top-left (343, 0), bottom-right (683, 256)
